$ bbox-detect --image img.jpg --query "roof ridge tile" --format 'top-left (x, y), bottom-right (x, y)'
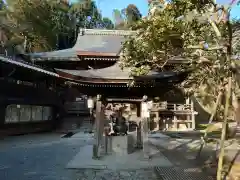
top-left (80, 29), bottom-right (135, 36)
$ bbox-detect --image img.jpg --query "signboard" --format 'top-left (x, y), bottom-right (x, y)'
top-left (141, 101), bottom-right (153, 118)
top-left (76, 97), bottom-right (82, 101)
top-left (141, 102), bottom-right (149, 118)
top-left (87, 98), bottom-right (94, 109)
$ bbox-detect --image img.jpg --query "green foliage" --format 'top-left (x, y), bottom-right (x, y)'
top-left (113, 4), bottom-right (142, 30)
top-left (112, 9), bottom-right (124, 27)
top-left (102, 17), bottom-right (114, 29)
top-left (120, 0), bottom-right (238, 118)
top-left (232, 19), bottom-right (240, 55)
top-left (125, 4), bottom-right (142, 24)
top-left (1, 0), bottom-right (114, 53)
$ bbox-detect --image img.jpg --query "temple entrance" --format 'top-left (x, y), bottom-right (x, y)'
top-left (85, 96), bottom-right (149, 161)
top-left (104, 98), bottom-right (142, 135)
top-left (66, 94), bottom-right (174, 170)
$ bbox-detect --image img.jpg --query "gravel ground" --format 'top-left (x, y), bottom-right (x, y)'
top-left (0, 133), bottom-right (159, 180)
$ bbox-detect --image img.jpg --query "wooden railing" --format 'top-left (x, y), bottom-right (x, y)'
top-left (150, 102), bottom-right (198, 131)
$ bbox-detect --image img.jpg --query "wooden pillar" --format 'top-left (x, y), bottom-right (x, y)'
top-left (173, 104), bottom-right (178, 129)
top-left (136, 125), bottom-right (142, 148)
top-left (154, 112), bottom-right (159, 131)
top-left (186, 97), bottom-right (191, 129)
top-left (103, 128), bottom-right (112, 155)
top-left (92, 94), bottom-right (103, 159)
top-left (136, 103), bottom-right (141, 117)
top-left (141, 95), bottom-right (150, 159)
top-left (191, 101), bottom-right (196, 130)
top-left (136, 102), bottom-right (142, 149)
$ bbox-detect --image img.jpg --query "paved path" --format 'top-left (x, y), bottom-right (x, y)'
top-left (0, 133), bottom-right (158, 180)
top-left (2, 131), bottom-right (232, 180)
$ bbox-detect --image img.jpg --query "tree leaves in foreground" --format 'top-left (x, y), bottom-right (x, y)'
top-left (120, 0), bottom-right (240, 119)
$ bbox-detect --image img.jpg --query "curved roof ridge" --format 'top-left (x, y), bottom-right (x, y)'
top-left (80, 29), bottom-right (136, 36)
top-left (56, 62), bottom-right (131, 80)
top-left (0, 56), bottom-right (59, 77)
top-left (55, 61), bottom-right (173, 81)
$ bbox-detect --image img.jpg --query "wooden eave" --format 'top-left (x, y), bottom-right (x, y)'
top-left (56, 69), bottom-right (129, 84)
top-left (0, 56), bottom-right (59, 78)
top-left (77, 51), bottom-right (119, 57)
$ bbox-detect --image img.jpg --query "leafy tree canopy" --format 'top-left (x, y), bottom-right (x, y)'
top-left (113, 4), bottom-right (142, 30)
top-left (120, 0), bottom-right (240, 117)
top-left (0, 0), bottom-right (114, 53)
top-left (125, 4), bottom-right (142, 24)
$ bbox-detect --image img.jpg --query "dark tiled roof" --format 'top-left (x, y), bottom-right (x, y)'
top-left (56, 62), bottom-right (175, 80)
top-left (0, 56), bottom-right (59, 77)
top-left (73, 29), bottom-right (134, 54)
top-left (29, 49), bottom-right (78, 61)
top-left (28, 29), bottom-right (135, 61)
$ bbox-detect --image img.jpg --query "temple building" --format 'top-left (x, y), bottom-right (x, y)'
top-left (0, 56), bottom-right (63, 136)
top-left (25, 29), bottom-right (187, 100)
top-left (18, 29), bottom-right (196, 132)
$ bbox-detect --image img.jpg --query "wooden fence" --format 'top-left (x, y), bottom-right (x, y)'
top-left (150, 102), bottom-right (198, 131)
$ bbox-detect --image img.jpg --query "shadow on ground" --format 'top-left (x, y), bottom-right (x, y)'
top-left (152, 131), bottom-right (240, 180)
top-left (150, 134), bottom-right (217, 180)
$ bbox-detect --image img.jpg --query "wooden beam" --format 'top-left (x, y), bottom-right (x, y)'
top-left (56, 69), bottom-right (130, 83)
top-left (77, 51), bottom-right (118, 57)
top-left (106, 98), bottom-right (142, 103)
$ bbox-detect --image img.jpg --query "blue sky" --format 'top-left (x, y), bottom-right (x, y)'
top-left (71, 0), bottom-right (240, 20)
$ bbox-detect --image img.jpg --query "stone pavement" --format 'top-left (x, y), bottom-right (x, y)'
top-left (1, 131), bottom-right (232, 180)
top-left (67, 145), bottom-right (172, 170)
top-left (67, 132), bottom-right (172, 170)
top-left (0, 133), bottom-right (159, 180)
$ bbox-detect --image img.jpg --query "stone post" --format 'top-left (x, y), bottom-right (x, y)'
top-left (103, 125), bottom-right (112, 155)
top-left (92, 94), bottom-right (103, 159)
top-left (103, 129), bottom-right (109, 154)
top-left (87, 96), bottom-right (95, 133)
top-left (173, 104), bottom-right (178, 130)
top-left (136, 123), bottom-right (142, 149)
top-left (89, 108), bottom-right (94, 133)
top-left (191, 101), bottom-right (196, 130)
top-left (141, 95), bottom-right (150, 159)
top-left (154, 112), bottom-right (159, 131)
top-left (186, 97), bottom-right (191, 129)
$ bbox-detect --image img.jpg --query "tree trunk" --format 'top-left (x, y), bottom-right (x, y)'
top-left (204, 91), bottom-right (223, 139)
top-left (217, 77), bottom-right (232, 180)
top-left (196, 91), bottom-right (223, 159)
